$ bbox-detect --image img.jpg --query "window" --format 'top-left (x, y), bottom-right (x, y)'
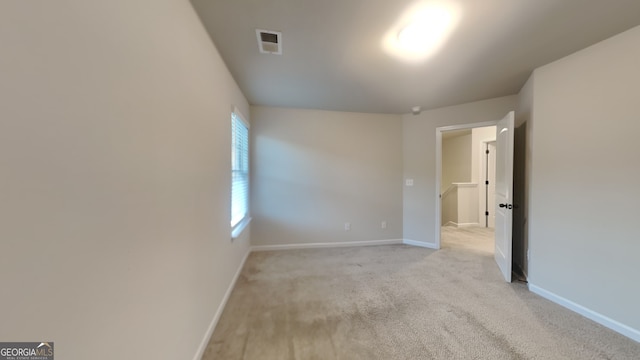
top-left (231, 109), bottom-right (249, 233)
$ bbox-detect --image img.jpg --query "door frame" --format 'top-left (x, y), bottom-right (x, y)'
top-left (481, 140), bottom-right (496, 228)
top-left (435, 120), bottom-right (498, 249)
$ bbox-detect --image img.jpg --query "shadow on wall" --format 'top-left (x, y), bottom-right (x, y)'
top-left (249, 108), bottom-right (404, 247)
top-left (512, 121), bottom-right (527, 277)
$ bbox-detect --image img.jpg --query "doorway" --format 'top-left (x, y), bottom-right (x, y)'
top-left (435, 113), bottom-right (516, 283)
top-left (437, 124), bottom-right (497, 253)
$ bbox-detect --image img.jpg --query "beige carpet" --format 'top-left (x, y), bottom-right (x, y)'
top-left (202, 226), bottom-right (640, 359)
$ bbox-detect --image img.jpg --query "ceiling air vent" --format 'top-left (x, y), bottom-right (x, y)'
top-left (256, 29), bottom-right (282, 55)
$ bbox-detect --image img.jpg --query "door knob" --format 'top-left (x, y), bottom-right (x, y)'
top-left (499, 203), bottom-right (513, 209)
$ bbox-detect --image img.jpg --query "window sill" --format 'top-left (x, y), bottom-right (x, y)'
top-left (231, 217), bottom-right (252, 240)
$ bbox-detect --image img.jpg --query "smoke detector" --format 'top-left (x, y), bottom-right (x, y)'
top-left (256, 29), bottom-right (282, 55)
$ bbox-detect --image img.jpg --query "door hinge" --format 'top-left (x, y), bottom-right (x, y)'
top-left (485, 180), bottom-right (489, 185)
top-left (485, 211), bottom-right (489, 216)
top-left (486, 149), bottom-right (490, 154)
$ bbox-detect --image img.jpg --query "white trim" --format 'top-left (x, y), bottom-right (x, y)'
top-left (529, 283), bottom-right (640, 343)
top-left (231, 217), bottom-right (252, 240)
top-left (252, 239), bottom-right (404, 251)
top-left (455, 222), bottom-right (480, 227)
top-left (437, 121), bottom-right (499, 133)
top-left (444, 221), bottom-right (481, 228)
top-left (232, 105), bottom-right (250, 128)
top-left (442, 183), bottom-right (478, 198)
top-left (435, 129), bottom-right (442, 249)
top-left (452, 182), bottom-right (478, 187)
top-left (441, 184), bottom-right (455, 198)
top-left (192, 249), bottom-right (251, 360)
top-left (402, 239), bottom-right (438, 249)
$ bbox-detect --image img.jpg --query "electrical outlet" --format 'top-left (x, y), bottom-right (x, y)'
top-left (344, 222), bottom-right (351, 231)
top-left (381, 221), bottom-right (387, 229)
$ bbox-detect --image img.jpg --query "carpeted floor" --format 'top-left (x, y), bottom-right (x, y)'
top-left (202, 226), bottom-right (640, 359)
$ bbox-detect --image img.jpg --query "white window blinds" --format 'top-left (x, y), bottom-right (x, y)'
top-left (231, 111), bottom-right (249, 228)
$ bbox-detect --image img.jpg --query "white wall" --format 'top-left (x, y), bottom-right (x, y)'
top-left (0, 1), bottom-right (250, 359)
top-left (471, 126), bottom-right (496, 184)
top-left (442, 133), bottom-right (472, 191)
top-left (441, 187), bottom-right (459, 226)
top-left (528, 25), bottom-right (640, 334)
top-left (251, 106), bottom-right (403, 246)
top-left (457, 184), bottom-right (480, 226)
top-left (402, 96), bottom-right (517, 245)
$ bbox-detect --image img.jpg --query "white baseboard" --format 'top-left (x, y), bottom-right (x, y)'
top-left (192, 249), bottom-right (251, 360)
top-left (456, 222), bottom-right (480, 227)
top-left (528, 283), bottom-right (640, 343)
top-left (252, 239), bottom-right (404, 251)
top-left (443, 221), bottom-right (480, 228)
top-left (402, 239), bottom-right (438, 249)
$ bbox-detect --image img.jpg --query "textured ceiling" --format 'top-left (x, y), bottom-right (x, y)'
top-left (191, 0), bottom-right (640, 114)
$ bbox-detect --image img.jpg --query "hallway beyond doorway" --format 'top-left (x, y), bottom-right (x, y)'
top-left (441, 225), bottom-right (494, 254)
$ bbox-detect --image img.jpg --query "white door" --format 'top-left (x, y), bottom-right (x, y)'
top-left (494, 111), bottom-right (514, 282)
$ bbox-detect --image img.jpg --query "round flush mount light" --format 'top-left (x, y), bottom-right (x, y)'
top-left (383, 2), bottom-right (461, 63)
top-left (398, 11), bottom-right (449, 48)
top-left (411, 106), bottom-right (422, 115)
top-left (398, 22), bottom-right (428, 48)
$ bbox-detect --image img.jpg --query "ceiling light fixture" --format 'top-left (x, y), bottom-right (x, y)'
top-left (383, 2), bottom-right (460, 63)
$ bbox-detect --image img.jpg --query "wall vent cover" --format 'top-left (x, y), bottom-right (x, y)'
top-left (256, 29), bottom-right (282, 55)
